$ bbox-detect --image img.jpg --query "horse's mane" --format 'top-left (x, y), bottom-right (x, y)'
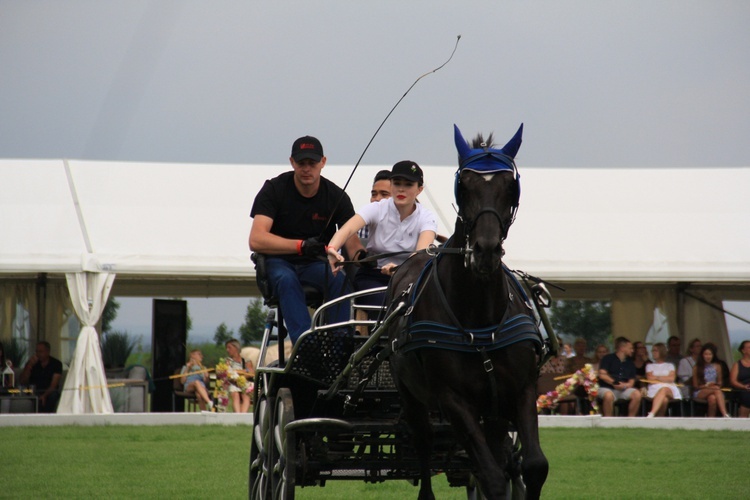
top-left (470, 132), bottom-right (495, 149)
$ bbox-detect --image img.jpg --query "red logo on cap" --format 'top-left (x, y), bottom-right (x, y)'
top-left (300, 143), bottom-right (315, 150)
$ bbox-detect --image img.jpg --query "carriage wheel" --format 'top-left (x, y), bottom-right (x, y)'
top-left (506, 431), bottom-right (526, 500)
top-left (272, 388), bottom-right (295, 500)
top-left (465, 476), bottom-right (482, 500)
top-left (249, 394), bottom-right (272, 500)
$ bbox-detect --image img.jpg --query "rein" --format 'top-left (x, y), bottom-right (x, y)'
top-left (334, 243), bottom-right (469, 266)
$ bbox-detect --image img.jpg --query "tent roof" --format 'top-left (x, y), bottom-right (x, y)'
top-left (2, 159), bottom-right (749, 291)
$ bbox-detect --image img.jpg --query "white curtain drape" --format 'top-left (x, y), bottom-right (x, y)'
top-left (611, 289), bottom-right (679, 345)
top-left (57, 272), bottom-right (116, 414)
top-left (644, 306), bottom-right (671, 346)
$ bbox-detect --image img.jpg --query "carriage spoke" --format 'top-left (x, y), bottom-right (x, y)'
top-left (507, 431), bottom-right (526, 500)
top-left (272, 388), bottom-right (295, 500)
top-left (250, 395), bottom-right (272, 500)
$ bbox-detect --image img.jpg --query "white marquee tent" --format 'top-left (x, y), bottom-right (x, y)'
top-left (2, 159), bottom-right (749, 413)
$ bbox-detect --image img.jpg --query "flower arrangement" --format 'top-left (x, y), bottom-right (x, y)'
top-left (213, 358), bottom-right (255, 412)
top-left (213, 361), bottom-right (230, 412)
top-left (536, 363), bottom-right (599, 414)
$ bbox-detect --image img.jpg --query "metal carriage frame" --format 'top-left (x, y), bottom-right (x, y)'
top-left (248, 287), bottom-right (528, 500)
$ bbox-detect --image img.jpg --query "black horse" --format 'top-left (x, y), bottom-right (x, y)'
top-left (384, 124), bottom-right (548, 499)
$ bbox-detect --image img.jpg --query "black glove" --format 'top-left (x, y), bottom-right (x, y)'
top-left (354, 249), bottom-right (376, 269)
top-left (300, 238), bottom-right (327, 258)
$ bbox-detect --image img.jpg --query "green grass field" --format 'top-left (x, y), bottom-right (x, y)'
top-left (0, 426), bottom-right (746, 499)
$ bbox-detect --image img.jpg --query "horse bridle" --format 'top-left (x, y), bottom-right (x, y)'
top-left (457, 177), bottom-right (518, 268)
top-left (454, 148), bottom-right (520, 268)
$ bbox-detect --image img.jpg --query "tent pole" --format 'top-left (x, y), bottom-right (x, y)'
top-left (36, 273), bottom-right (47, 343)
top-left (677, 283), bottom-right (687, 343)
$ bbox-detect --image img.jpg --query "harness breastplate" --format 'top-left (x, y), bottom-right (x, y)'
top-left (395, 260), bottom-right (543, 355)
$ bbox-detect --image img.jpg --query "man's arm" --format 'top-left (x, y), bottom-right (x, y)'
top-left (20, 356), bottom-right (37, 385)
top-left (622, 377), bottom-right (636, 389)
top-left (598, 368), bottom-right (618, 387)
top-left (44, 373), bottom-right (62, 396)
top-left (249, 215), bottom-right (299, 255)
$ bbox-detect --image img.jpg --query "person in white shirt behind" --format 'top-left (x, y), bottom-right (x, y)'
top-left (677, 338), bottom-right (702, 398)
top-left (357, 170), bottom-right (393, 247)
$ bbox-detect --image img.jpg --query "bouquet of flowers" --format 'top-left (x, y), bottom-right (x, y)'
top-left (536, 363), bottom-right (599, 414)
top-left (213, 359), bottom-right (255, 411)
top-left (213, 361), bottom-right (230, 411)
top-left (215, 360), bottom-right (229, 381)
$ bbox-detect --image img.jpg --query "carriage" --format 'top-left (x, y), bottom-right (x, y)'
top-left (249, 124), bottom-right (557, 499)
top-left (249, 280), bottom-right (551, 500)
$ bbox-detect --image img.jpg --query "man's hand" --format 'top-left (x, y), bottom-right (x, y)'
top-left (300, 238), bottom-right (326, 257)
top-left (24, 355), bottom-right (38, 372)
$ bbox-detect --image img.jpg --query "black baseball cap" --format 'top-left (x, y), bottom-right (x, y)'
top-left (390, 160), bottom-right (423, 185)
top-left (291, 136), bottom-right (324, 162)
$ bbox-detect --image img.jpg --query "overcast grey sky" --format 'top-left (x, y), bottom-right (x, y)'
top-left (2, 1), bottom-right (749, 168)
top-left (2, 1), bottom-right (749, 343)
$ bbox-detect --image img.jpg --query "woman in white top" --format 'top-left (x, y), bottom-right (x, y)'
top-left (327, 161), bottom-right (437, 310)
top-left (645, 342), bottom-right (682, 418)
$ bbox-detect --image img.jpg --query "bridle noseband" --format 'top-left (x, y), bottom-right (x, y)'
top-left (454, 147), bottom-right (520, 235)
top-left (455, 158), bottom-right (519, 268)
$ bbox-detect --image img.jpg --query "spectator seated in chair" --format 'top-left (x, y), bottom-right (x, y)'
top-left (180, 349), bottom-right (213, 411)
top-left (730, 340), bottom-right (750, 418)
top-left (597, 336), bottom-right (641, 417)
top-left (20, 341), bottom-right (62, 413)
top-left (644, 343), bottom-right (682, 418)
top-left (692, 344), bottom-right (731, 418)
top-left (677, 338), bottom-right (702, 400)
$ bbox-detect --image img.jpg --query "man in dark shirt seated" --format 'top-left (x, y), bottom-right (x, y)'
top-left (249, 135), bottom-right (365, 344)
top-left (20, 341), bottom-right (63, 413)
top-left (597, 336), bottom-right (642, 417)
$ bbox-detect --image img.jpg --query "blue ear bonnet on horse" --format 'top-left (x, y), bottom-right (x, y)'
top-left (453, 124), bottom-right (523, 207)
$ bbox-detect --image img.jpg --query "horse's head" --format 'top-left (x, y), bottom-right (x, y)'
top-left (453, 124), bottom-right (523, 276)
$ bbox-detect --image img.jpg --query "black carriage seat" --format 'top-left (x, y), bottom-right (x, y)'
top-left (251, 252), bottom-right (324, 309)
top-left (251, 252), bottom-right (325, 365)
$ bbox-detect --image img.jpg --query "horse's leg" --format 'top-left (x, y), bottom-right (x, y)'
top-left (399, 386), bottom-right (435, 500)
top-left (483, 418), bottom-right (512, 479)
top-left (440, 391), bottom-right (507, 499)
top-left (514, 384), bottom-right (549, 500)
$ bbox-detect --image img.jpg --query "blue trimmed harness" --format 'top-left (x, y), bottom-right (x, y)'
top-left (393, 257), bottom-right (543, 355)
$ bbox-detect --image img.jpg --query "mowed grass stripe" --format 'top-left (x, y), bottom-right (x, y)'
top-left (0, 426), bottom-right (747, 499)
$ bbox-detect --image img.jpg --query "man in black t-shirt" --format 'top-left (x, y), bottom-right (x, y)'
top-left (597, 336), bottom-right (642, 416)
top-left (249, 135), bottom-right (364, 343)
top-left (20, 341), bottom-right (63, 413)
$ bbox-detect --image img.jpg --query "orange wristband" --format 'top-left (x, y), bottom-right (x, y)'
top-left (297, 239), bottom-right (304, 255)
